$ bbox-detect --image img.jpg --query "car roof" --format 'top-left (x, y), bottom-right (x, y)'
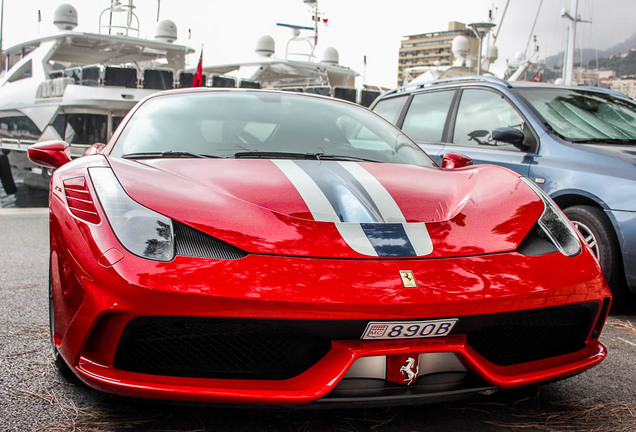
top-left (379, 76), bottom-right (632, 100)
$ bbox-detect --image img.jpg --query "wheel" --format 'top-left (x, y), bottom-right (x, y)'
top-left (0, 153), bottom-right (17, 195)
top-left (563, 205), bottom-right (626, 302)
top-left (49, 273), bottom-right (76, 380)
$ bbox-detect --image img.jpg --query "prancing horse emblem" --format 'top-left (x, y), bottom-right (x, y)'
top-left (399, 270), bottom-right (417, 288)
top-left (399, 356), bottom-right (419, 385)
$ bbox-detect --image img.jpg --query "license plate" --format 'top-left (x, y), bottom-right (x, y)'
top-left (361, 319), bottom-right (458, 340)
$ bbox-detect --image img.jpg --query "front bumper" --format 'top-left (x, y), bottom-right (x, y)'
top-left (51, 235), bottom-right (611, 404)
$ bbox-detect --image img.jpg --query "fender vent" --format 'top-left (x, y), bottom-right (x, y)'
top-left (173, 221), bottom-right (248, 260)
top-left (63, 176), bottom-right (100, 224)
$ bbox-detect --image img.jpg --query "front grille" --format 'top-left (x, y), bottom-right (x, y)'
top-left (112, 303), bottom-right (599, 380)
top-left (114, 317), bottom-right (331, 380)
top-left (173, 221), bottom-right (248, 260)
top-left (462, 303), bottom-right (598, 366)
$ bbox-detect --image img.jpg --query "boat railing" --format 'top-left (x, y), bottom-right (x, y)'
top-left (0, 137), bottom-right (38, 151)
top-left (42, 65), bottom-right (262, 93)
top-left (35, 67), bottom-right (378, 105)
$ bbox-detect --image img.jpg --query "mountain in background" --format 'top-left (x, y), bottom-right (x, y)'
top-left (544, 32), bottom-right (636, 69)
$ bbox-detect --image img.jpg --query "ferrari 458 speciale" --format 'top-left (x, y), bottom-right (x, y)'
top-left (29, 89), bottom-right (611, 405)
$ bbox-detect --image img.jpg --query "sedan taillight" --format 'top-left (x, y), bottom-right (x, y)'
top-left (63, 176), bottom-right (100, 224)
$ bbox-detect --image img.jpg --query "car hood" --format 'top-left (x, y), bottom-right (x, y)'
top-left (106, 157), bottom-right (543, 259)
top-left (580, 143), bottom-right (636, 166)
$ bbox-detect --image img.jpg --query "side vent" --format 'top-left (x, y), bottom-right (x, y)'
top-left (517, 223), bottom-right (558, 256)
top-left (174, 221), bottom-right (248, 260)
top-left (63, 176), bottom-right (100, 224)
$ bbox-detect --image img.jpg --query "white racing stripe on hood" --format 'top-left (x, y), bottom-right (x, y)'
top-left (273, 159), bottom-right (433, 257)
top-left (272, 160), bottom-right (377, 256)
top-left (337, 162), bottom-right (406, 223)
top-left (272, 160), bottom-right (340, 222)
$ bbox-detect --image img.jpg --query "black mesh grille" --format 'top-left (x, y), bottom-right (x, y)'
top-left (114, 318), bottom-right (332, 380)
top-left (111, 303), bottom-right (600, 379)
top-left (464, 304), bottom-right (597, 366)
top-left (173, 221), bottom-right (248, 260)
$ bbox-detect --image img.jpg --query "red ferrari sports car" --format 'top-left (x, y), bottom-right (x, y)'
top-left (29, 89), bottom-right (611, 405)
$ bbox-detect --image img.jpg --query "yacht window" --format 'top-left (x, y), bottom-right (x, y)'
top-left (7, 53), bottom-right (22, 70)
top-left (81, 67), bottom-right (101, 86)
top-left (52, 114), bottom-right (108, 144)
top-left (104, 67), bottom-right (138, 88)
top-left (112, 116), bottom-right (125, 133)
top-left (143, 70), bottom-right (174, 90)
top-left (64, 68), bottom-right (81, 83)
top-left (334, 87), bottom-right (357, 103)
top-left (0, 115), bottom-right (41, 141)
top-left (7, 60), bottom-right (32, 83)
top-left (211, 76), bottom-right (236, 88)
top-left (360, 89), bottom-right (382, 107)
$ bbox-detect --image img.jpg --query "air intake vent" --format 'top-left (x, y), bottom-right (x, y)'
top-left (173, 221), bottom-right (248, 260)
top-left (114, 317), bottom-right (331, 379)
top-left (63, 176), bottom-right (100, 224)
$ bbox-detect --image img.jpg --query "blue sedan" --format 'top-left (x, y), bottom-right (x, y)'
top-left (372, 77), bottom-right (636, 305)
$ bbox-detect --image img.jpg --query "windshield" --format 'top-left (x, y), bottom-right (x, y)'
top-left (110, 91), bottom-right (434, 166)
top-left (516, 88), bottom-right (636, 142)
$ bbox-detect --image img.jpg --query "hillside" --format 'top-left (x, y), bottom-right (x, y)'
top-left (593, 49), bottom-right (636, 76)
top-left (544, 32), bottom-right (636, 71)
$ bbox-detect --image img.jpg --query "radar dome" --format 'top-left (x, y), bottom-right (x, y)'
top-left (486, 44), bottom-right (499, 61)
top-left (321, 47), bottom-right (339, 65)
top-left (53, 4), bottom-right (78, 31)
top-left (155, 20), bottom-right (177, 43)
top-left (514, 51), bottom-right (526, 62)
top-left (255, 35), bottom-right (275, 57)
top-left (451, 36), bottom-right (470, 57)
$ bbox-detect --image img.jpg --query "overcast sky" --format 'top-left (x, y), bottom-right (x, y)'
top-left (1, 0), bottom-right (635, 87)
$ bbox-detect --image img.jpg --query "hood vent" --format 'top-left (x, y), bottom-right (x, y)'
top-left (174, 221), bottom-right (248, 260)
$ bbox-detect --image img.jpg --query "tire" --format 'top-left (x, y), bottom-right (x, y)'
top-left (0, 153), bottom-right (17, 195)
top-left (49, 273), bottom-right (76, 381)
top-left (563, 205), bottom-right (626, 303)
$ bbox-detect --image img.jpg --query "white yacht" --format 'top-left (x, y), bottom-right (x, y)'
top-left (0, 0), bottom-right (382, 193)
top-left (0, 2), bottom-right (194, 191)
top-left (202, 22), bottom-right (382, 106)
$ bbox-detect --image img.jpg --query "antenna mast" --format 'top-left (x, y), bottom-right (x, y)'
top-left (0, 0), bottom-right (4, 73)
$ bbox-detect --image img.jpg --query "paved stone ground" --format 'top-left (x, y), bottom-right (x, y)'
top-left (1, 210), bottom-right (634, 432)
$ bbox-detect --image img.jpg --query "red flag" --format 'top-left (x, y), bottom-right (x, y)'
top-left (531, 71), bottom-right (542, 83)
top-left (192, 49), bottom-right (203, 87)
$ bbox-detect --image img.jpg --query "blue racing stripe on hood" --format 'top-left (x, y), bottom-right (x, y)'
top-left (293, 160), bottom-right (384, 223)
top-left (361, 223), bottom-right (417, 257)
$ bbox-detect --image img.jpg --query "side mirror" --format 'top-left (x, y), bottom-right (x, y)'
top-left (27, 141), bottom-right (72, 169)
top-left (492, 127), bottom-right (531, 151)
top-left (83, 143), bottom-right (106, 156)
top-left (442, 152), bottom-right (473, 169)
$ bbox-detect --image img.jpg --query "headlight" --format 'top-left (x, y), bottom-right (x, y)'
top-left (520, 177), bottom-right (581, 257)
top-left (89, 167), bottom-right (175, 261)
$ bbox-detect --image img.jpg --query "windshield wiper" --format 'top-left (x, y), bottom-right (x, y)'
top-left (121, 151), bottom-right (220, 159)
top-left (233, 151), bottom-right (379, 162)
top-left (314, 153), bottom-right (380, 162)
top-left (569, 138), bottom-right (636, 145)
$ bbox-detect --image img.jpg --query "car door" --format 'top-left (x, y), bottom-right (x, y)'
top-left (442, 88), bottom-right (536, 176)
top-left (398, 90), bottom-right (457, 164)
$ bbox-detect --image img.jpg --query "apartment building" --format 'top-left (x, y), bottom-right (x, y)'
top-left (397, 22), bottom-right (479, 85)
